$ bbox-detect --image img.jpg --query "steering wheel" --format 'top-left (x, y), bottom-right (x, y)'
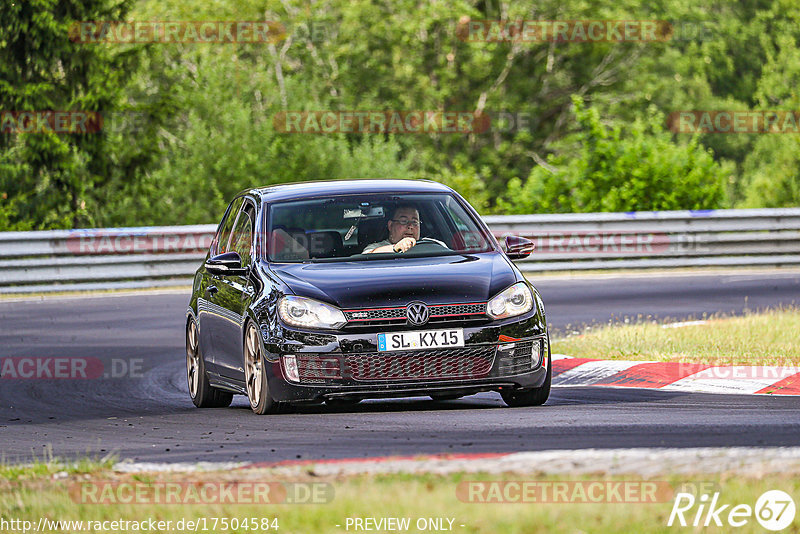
top-left (405, 239), bottom-right (449, 254)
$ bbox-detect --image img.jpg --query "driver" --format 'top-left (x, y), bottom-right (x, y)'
top-left (363, 204), bottom-right (448, 254)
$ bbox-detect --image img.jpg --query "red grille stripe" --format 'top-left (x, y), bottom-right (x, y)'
top-left (347, 317), bottom-right (403, 322)
top-left (344, 306), bottom-right (406, 312)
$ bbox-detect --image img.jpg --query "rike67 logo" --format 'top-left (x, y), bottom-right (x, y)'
top-left (668, 490), bottom-right (796, 531)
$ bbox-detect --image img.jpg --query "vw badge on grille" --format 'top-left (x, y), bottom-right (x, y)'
top-left (406, 302), bottom-right (430, 326)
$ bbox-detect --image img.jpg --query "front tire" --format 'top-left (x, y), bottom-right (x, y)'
top-left (501, 364), bottom-right (551, 407)
top-left (244, 322), bottom-right (284, 415)
top-left (186, 319), bottom-right (233, 408)
top-left (501, 339), bottom-right (552, 407)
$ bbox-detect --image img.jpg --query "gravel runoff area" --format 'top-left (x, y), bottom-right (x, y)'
top-left (113, 447), bottom-right (800, 478)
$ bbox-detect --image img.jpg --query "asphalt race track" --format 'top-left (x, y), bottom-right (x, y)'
top-left (1, 271), bottom-right (799, 464)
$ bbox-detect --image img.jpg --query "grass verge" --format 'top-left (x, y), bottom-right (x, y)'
top-left (0, 457), bottom-right (115, 483)
top-left (2, 466), bottom-right (799, 533)
top-left (552, 308), bottom-right (800, 365)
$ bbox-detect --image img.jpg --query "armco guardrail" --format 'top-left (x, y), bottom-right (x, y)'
top-left (0, 225), bottom-right (216, 293)
top-left (484, 208), bottom-right (800, 272)
top-left (1, 208), bottom-right (799, 293)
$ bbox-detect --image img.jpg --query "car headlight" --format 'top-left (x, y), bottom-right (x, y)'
top-left (279, 295), bottom-right (347, 329)
top-left (487, 282), bottom-right (534, 319)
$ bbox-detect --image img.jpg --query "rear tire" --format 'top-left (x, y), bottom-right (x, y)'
top-left (186, 319), bottom-right (233, 408)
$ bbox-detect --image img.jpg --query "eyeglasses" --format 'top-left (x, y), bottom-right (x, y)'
top-left (391, 218), bottom-right (421, 228)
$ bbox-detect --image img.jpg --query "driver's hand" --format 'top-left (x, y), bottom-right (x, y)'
top-left (393, 237), bottom-right (417, 253)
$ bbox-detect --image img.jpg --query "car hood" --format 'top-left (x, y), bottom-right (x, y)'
top-left (268, 252), bottom-right (518, 308)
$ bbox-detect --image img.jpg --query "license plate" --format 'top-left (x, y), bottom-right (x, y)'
top-left (377, 329), bottom-right (464, 352)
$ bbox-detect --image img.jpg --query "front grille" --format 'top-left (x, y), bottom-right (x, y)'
top-left (292, 339), bottom-right (541, 385)
top-left (429, 303), bottom-right (486, 317)
top-left (343, 307), bottom-right (406, 321)
top-left (497, 340), bottom-right (541, 376)
top-left (296, 355), bottom-right (342, 384)
top-left (343, 302), bottom-right (487, 327)
top-left (345, 346), bottom-right (495, 381)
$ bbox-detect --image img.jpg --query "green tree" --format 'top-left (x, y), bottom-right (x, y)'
top-left (738, 7), bottom-right (800, 208)
top-left (498, 96), bottom-right (729, 213)
top-left (6, 0), bottom-right (800, 230)
top-left (0, 0), bottom-right (172, 230)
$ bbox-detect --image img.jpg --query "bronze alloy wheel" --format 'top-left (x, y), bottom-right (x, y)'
top-left (244, 323), bottom-right (263, 409)
top-left (243, 322), bottom-right (285, 414)
top-left (186, 320), bottom-right (200, 399)
top-left (186, 319), bottom-right (232, 408)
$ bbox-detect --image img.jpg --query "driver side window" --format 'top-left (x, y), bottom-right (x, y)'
top-left (228, 205), bottom-right (254, 268)
top-left (211, 197), bottom-right (244, 256)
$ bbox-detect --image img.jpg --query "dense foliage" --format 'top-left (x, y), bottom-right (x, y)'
top-left (1, 0), bottom-right (799, 229)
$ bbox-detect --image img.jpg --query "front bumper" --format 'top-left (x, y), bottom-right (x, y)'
top-left (262, 313), bottom-right (548, 403)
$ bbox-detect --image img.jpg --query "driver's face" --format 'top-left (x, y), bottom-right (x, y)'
top-left (388, 207), bottom-right (421, 243)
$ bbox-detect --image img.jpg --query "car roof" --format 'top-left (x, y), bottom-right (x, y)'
top-left (250, 179), bottom-right (454, 203)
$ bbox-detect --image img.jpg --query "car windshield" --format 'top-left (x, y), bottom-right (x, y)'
top-left (264, 193), bottom-right (495, 262)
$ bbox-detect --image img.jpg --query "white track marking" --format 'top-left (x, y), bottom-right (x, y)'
top-left (553, 359), bottom-right (645, 386)
top-left (664, 366), bottom-right (800, 394)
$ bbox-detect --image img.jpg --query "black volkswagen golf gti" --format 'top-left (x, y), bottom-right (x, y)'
top-left (186, 179), bottom-right (550, 414)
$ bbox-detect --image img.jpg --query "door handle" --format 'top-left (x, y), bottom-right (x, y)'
top-left (205, 285), bottom-right (218, 298)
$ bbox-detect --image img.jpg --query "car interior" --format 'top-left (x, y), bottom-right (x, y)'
top-left (267, 198), bottom-right (489, 261)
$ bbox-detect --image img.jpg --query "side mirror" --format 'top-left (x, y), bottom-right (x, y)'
top-left (205, 252), bottom-right (248, 276)
top-left (504, 236), bottom-right (534, 260)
